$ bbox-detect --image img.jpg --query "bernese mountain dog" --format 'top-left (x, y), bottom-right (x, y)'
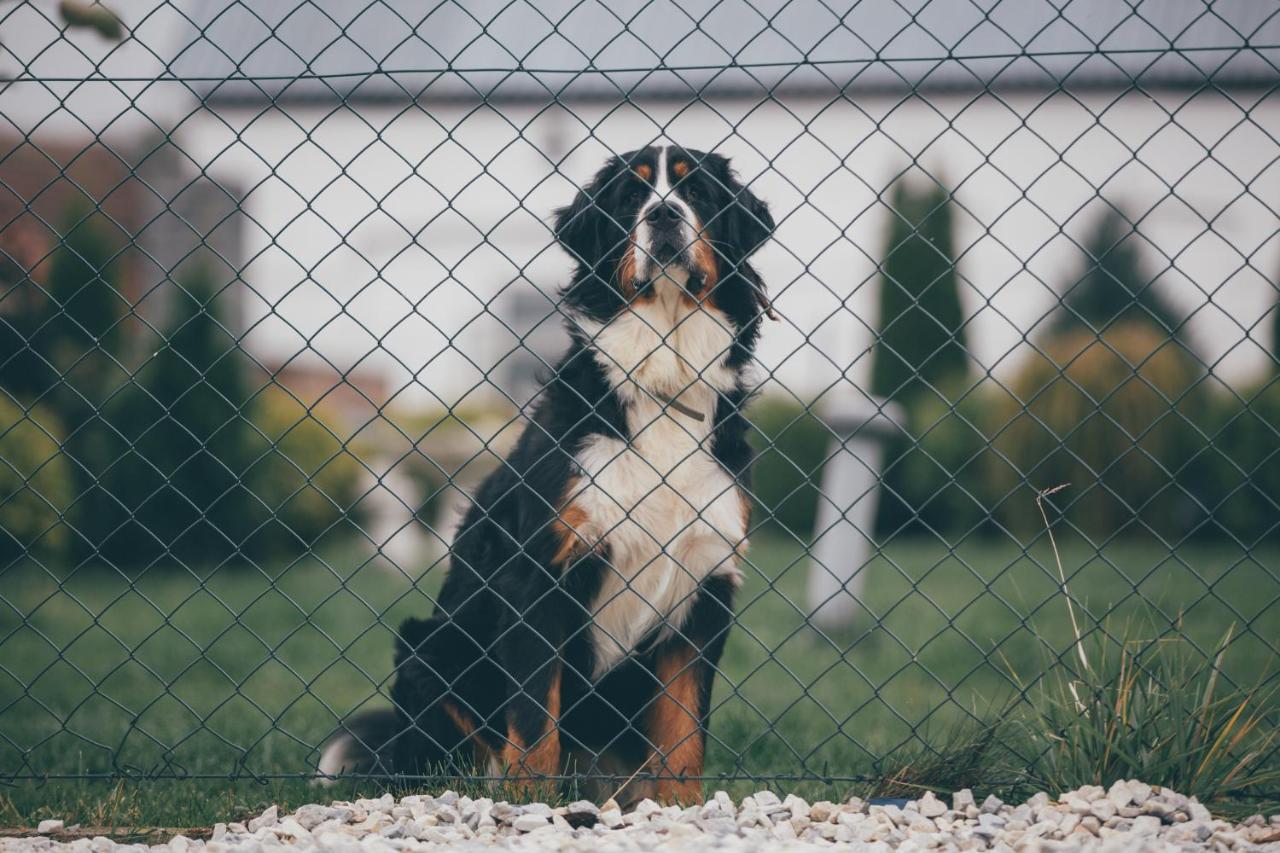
top-left (320, 144), bottom-right (775, 805)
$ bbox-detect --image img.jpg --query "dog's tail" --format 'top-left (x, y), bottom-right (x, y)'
top-left (316, 706), bottom-right (406, 783)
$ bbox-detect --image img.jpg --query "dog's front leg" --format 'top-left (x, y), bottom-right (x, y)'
top-left (644, 641), bottom-right (706, 805)
top-left (642, 575), bottom-right (735, 805)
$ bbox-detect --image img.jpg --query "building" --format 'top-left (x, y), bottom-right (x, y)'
top-left (1, 0), bottom-right (1277, 408)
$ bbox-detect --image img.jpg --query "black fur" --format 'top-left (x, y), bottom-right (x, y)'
top-left (320, 146), bottom-right (773, 801)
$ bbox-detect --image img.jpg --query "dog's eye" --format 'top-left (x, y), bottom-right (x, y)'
top-left (684, 184), bottom-right (700, 200)
top-left (628, 186), bottom-right (646, 204)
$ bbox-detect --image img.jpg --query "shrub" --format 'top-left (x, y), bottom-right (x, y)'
top-left (867, 178), bottom-right (975, 537)
top-left (747, 386), bottom-right (1005, 542)
top-left (991, 322), bottom-right (1207, 541)
top-left (1191, 379), bottom-right (1280, 543)
top-left (0, 398), bottom-right (71, 558)
top-left (240, 387), bottom-right (369, 561)
top-left (878, 380), bottom-right (1002, 538)
top-left (747, 397), bottom-right (831, 538)
top-left (0, 203), bottom-right (126, 406)
top-left (87, 265), bottom-right (256, 567)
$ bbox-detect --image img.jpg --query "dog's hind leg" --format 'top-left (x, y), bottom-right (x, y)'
top-left (316, 614), bottom-right (487, 782)
top-left (390, 614), bottom-right (493, 774)
top-left (494, 567), bottom-right (569, 796)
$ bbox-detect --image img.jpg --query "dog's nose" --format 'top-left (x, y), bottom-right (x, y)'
top-left (645, 202), bottom-right (682, 225)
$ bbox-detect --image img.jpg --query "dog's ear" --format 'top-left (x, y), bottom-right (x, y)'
top-left (703, 152), bottom-right (775, 257)
top-left (731, 179), bottom-right (775, 257)
top-left (702, 153), bottom-right (777, 319)
top-left (553, 157), bottom-right (625, 268)
top-left (553, 185), bottom-right (602, 268)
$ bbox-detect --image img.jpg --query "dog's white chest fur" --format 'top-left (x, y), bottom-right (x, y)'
top-left (569, 279), bottom-right (747, 676)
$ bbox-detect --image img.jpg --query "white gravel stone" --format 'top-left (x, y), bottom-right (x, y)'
top-left (564, 801), bottom-right (597, 819)
top-left (1106, 779), bottom-right (1134, 809)
top-left (979, 794), bottom-right (1004, 814)
top-left (952, 789), bottom-right (976, 812)
top-left (8, 783), bottom-right (1278, 852)
top-left (916, 791), bottom-right (948, 819)
top-left (247, 806), bottom-right (278, 833)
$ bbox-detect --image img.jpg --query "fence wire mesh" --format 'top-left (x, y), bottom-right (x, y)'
top-left (0, 0), bottom-right (1278, 796)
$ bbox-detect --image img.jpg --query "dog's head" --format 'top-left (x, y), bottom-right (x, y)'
top-left (554, 145), bottom-right (775, 322)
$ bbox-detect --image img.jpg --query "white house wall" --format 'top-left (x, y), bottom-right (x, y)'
top-left (172, 89), bottom-right (1280, 406)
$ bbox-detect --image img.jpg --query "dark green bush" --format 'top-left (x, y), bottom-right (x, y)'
top-left (747, 397), bottom-right (831, 537)
top-left (878, 380), bottom-right (1002, 538)
top-left (0, 204), bottom-right (131, 563)
top-left (241, 387), bottom-right (369, 560)
top-left (0, 398), bottom-right (71, 558)
top-left (1050, 206), bottom-right (1186, 341)
top-left (991, 322), bottom-right (1208, 541)
top-left (88, 265), bottom-right (257, 567)
top-left (1190, 379), bottom-right (1280, 544)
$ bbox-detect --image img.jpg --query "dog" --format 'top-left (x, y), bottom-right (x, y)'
top-left (319, 144), bottom-right (775, 805)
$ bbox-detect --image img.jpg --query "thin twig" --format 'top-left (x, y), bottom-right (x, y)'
top-left (1035, 483), bottom-right (1092, 703)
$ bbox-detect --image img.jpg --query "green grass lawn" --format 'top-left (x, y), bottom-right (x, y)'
top-left (1, 532), bottom-right (1276, 825)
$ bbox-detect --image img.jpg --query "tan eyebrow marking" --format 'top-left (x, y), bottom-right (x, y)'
top-left (635, 163), bottom-right (652, 181)
top-left (673, 160), bottom-right (689, 178)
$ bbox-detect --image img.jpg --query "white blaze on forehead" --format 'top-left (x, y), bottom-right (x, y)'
top-left (654, 145), bottom-right (671, 195)
top-left (634, 145), bottom-right (695, 278)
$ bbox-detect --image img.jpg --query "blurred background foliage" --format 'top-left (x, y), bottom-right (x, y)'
top-left (0, 206), bottom-right (373, 570)
top-left (749, 188), bottom-right (1280, 547)
top-left (3, 185), bottom-right (1279, 572)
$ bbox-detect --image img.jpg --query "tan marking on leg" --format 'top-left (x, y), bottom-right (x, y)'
top-left (440, 699), bottom-right (501, 777)
top-left (441, 699), bottom-right (477, 739)
top-left (502, 664), bottom-right (563, 798)
top-left (646, 645), bottom-right (705, 805)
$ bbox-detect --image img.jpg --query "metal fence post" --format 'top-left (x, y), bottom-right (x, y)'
top-left (807, 390), bottom-right (904, 632)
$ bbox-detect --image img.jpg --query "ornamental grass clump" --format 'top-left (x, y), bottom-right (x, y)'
top-left (1014, 624), bottom-right (1279, 806)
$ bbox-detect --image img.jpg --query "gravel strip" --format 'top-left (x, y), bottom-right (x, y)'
top-left (5, 781), bottom-right (1278, 852)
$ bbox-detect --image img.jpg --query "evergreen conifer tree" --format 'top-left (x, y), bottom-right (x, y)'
top-left (869, 179), bottom-right (968, 401)
top-left (96, 264), bottom-right (252, 565)
top-left (1051, 206), bottom-right (1184, 339)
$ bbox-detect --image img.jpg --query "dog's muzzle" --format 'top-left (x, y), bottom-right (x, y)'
top-left (643, 202), bottom-right (691, 265)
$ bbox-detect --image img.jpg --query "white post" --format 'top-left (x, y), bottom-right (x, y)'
top-left (807, 390), bottom-right (904, 632)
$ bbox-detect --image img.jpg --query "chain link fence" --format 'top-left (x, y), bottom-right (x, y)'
top-left (0, 0), bottom-right (1277, 794)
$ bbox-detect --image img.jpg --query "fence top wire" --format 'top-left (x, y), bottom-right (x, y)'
top-left (5, 0), bottom-right (1278, 101)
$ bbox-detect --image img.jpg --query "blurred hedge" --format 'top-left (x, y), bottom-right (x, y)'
top-left (0, 398), bottom-right (71, 558)
top-left (75, 267), bottom-right (370, 568)
top-left (869, 178), bottom-right (968, 400)
top-left (1190, 379), bottom-right (1280, 544)
top-left (747, 397), bottom-right (831, 537)
top-left (241, 387), bottom-right (370, 561)
top-left (749, 323), bottom-right (1279, 544)
top-left (878, 380), bottom-right (1000, 538)
top-left (991, 322), bottom-right (1207, 541)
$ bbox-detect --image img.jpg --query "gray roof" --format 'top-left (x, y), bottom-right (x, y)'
top-left (174, 0), bottom-right (1280, 103)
